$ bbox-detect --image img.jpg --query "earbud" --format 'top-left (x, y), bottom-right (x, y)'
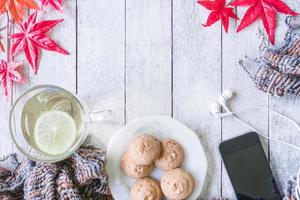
top-left (218, 90), bottom-right (233, 112)
top-left (210, 90), bottom-right (234, 118)
top-left (210, 102), bottom-right (221, 117)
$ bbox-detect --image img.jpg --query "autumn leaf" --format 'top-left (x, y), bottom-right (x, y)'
top-left (198, 0), bottom-right (238, 32)
top-left (0, 0), bottom-right (39, 22)
top-left (0, 59), bottom-right (24, 97)
top-left (41, 0), bottom-right (62, 11)
top-left (10, 11), bottom-right (69, 74)
top-left (230, 0), bottom-right (298, 44)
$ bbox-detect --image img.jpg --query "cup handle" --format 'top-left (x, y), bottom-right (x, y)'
top-left (86, 109), bottom-right (112, 123)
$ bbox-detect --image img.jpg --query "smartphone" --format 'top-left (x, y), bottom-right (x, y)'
top-left (219, 132), bottom-right (282, 200)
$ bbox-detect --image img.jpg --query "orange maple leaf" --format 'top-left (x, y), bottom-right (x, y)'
top-left (0, 0), bottom-right (39, 22)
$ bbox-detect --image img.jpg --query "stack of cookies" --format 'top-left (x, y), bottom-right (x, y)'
top-left (121, 134), bottom-right (195, 200)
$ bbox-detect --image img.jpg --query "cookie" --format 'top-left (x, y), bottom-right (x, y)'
top-left (127, 134), bottom-right (161, 165)
top-left (154, 139), bottom-right (184, 171)
top-left (131, 177), bottom-right (163, 200)
top-left (161, 168), bottom-right (195, 200)
top-left (120, 153), bottom-right (153, 179)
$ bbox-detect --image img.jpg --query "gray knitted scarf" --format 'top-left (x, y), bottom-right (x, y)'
top-left (0, 146), bottom-right (113, 200)
top-left (241, 16), bottom-right (300, 97)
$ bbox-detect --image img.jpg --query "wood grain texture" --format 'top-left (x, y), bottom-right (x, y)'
top-left (0, 0), bottom-right (299, 198)
top-left (10, 1), bottom-right (77, 159)
top-left (30, 1), bottom-right (76, 92)
top-left (0, 15), bottom-right (13, 159)
top-left (221, 6), bottom-right (269, 198)
top-left (269, 0), bottom-right (300, 192)
top-left (125, 0), bottom-right (172, 120)
top-left (77, 0), bottom-right (125, 148)
top-left (172, 0), bottom-right (222, 199)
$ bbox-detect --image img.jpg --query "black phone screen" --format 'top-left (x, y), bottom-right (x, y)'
top-left (219, 132), bottom-right (282, 200)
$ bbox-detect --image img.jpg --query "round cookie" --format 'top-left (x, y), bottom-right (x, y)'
top-left (127, 134), bottom-right (161, 165)
top-left (131, 177), bottom-right (163, 200)
top-left (161, 168), bottom-right (195, 200)
top-left (120, 153), bottom-right (153, 179)
top-left (155, 139), bottom-right (184, 171)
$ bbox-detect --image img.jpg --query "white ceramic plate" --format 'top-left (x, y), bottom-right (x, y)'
top-left (106, 115), bottom-right (207, 200)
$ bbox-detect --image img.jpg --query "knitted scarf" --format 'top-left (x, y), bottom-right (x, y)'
top-left (0, 146), bottom-right (113, 200)
top-left (241, 16), bottom-right (300, 96)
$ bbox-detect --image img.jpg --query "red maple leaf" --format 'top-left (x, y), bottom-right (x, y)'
top-left (10, 11), bottom-right (69, 74)
top-left (41, 0), bottom-right (62, 11)
top-left (230, 0), bottom-right (298, 44)
top-left (0, 59), bottom-right (24, 97)
top-left (198, 0), bottom-right (238, 32)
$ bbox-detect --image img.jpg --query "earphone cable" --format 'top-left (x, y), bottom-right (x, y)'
top-left (232, 106), bottom-right (300, 133)
top-left (212, 91), bottom-right (300, 198)
top-left (233, 114), bottom-right (300, 151)
top-left (219, 106), bottom-right (300, 151)
top-left (230, 106), bottom-right (300, 200)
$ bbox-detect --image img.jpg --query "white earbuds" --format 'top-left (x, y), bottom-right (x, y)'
top-left (210, 90), bottom-right (300, 151)
top-left (218, 90), bottom-right (233, 111)
top-left (210, 90), bottom-right (234, 117)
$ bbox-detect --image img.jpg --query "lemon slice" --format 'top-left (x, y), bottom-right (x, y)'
top-left (34, 111), bottom-right (76, 155)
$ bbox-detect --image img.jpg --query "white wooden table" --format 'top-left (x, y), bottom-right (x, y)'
top-left (0, 0), bottom-right (300, 199)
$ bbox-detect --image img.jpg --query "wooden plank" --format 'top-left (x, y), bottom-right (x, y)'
top-left (221, 7), bottom-right (269, 199)
top-left (172, 1), bottom-right (222, 199)
top-left (10, 10), bottom-right (31, 162)
top-left (0, 15), bottom-right (13, 159)
top-left (9, 1), bottom-right (77, 160)
top-left (77, 0), bottom-right (125, 148)
top-left (269, 97), bottom-right (300, 191)
top-left (30, 1), bottom-right (76, 91)
top-left (269, 0), bottom-right (300, 192)
top-left (125, 0), bottom-right (172, 120)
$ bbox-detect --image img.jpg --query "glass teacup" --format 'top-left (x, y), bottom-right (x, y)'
top-left (9, 85), bottom-right (110, 163)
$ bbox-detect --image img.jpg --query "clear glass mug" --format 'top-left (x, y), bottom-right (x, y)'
top-left (9, 85), bottom-right (111, 163)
